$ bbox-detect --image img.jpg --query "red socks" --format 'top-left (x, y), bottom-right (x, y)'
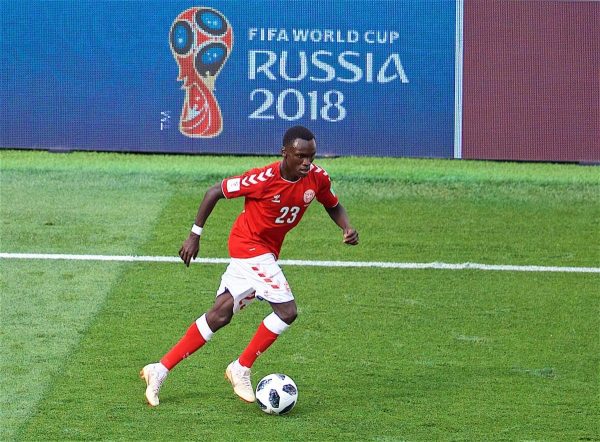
top-left (159, 312), bottom-right (289, 370)
top-left (160, 322), bottom-right (206, 370)
top-left (238, 322), bottom-right (279, 368)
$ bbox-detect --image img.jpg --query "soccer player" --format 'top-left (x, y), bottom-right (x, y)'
top-left (140, 125), bottom-right (359, 406)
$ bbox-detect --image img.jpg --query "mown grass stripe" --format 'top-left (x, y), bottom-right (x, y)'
top-left (1, 252), bottom-right (598, 273)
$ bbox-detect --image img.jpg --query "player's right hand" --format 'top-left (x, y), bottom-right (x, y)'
top-left (343, 228), bottom-right (359, 245)
top-left (179, 234), bottom-right (200, 267)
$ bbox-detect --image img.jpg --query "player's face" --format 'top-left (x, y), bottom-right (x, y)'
top-left (282, 138), bottom-right (316, 180)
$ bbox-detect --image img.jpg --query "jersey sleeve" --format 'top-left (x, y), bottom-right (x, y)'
top-left (315, 169), bottom-right (339, 208)
top-left (221, 166), bottom-right (272, 199)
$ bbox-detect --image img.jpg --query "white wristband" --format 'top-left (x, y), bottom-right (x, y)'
top-left (191, 224), bottom-right (203, 236)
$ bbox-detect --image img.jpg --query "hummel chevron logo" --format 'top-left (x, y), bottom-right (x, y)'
top-left (242, 168), bottom-right (273, 187)
top-left (312, 165), bottom-right (328, 176)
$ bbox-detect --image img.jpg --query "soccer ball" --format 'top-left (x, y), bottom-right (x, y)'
top-left (255, 373), bottom-right (298, 415)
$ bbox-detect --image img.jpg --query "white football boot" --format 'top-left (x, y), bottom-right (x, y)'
top-left (140, 363), bottom-right (168, 406)
top-left (225, 360), bottom-right (256, 403)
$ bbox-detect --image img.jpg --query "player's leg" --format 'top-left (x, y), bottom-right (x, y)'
top-left (140, 292), bottom-right (235, 406)
top-left (226, 301), bottom-right (296, 403)
top-left (161, 292), bottom-right (233, 369)
top-left (239, 300), bottom-right (296, 368)
top-left (268, 300), bottom-right (298, 324)
top-left (226, 255), bottom-right (296, 402)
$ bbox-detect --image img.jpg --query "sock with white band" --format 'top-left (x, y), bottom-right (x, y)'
top-left (263, 312), bottom-right (290, 335)
top-left (238, 312), bottom-right (291, 368)
top-left (160, 314), bottom-right (211, 370)
top-left (195, 313), bottom-right (214, 341)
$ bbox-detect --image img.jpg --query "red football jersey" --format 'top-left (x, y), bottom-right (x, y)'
top-left (221, 161), bottom-right (339, 259)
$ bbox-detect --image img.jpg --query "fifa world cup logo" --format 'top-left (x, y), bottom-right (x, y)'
top-left (169, 7), bottom-right (233, 137)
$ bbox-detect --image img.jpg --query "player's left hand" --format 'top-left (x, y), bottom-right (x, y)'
top-left (343, 228), bottom-right (359, 245)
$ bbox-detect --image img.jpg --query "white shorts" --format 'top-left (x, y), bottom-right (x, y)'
top-left (217, 253), bottom-right (294, 313)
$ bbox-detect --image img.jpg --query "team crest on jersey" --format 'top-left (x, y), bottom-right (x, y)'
top-left (303, 189), bottom-right (316, 204)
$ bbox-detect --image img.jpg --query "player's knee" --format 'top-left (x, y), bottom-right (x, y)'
top-left (217, 308), bottom-right (234, 326)
top-left (278, 306), bottom-right (297, 325)
top-left (206, 308), bottom-right (232, 330)
top-left (206, 294), bottom-right (234, 330)
top-left (282, 311), bottom-right (297, 325)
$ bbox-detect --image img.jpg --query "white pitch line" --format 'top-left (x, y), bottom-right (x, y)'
top-left (0, 252), bottom-right (598, 273)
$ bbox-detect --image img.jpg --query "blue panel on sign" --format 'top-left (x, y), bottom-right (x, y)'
top-left (0, 1), bottom-right (456, 157)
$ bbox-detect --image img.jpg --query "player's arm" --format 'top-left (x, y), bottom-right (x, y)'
top-left (179, 182), bottom-right (225, 267)
top-left (324, 203), bottom-right (359, 245)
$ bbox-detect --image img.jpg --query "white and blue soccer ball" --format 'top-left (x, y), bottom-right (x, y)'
top-left (255, 373), bottom-right (298, 415)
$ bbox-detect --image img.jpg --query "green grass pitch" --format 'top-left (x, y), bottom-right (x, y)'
top-left (1, 150), bottom-right (599, 440)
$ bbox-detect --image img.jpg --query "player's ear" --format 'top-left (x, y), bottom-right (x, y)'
top-left (281, 146), bottom-right (287, 157)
